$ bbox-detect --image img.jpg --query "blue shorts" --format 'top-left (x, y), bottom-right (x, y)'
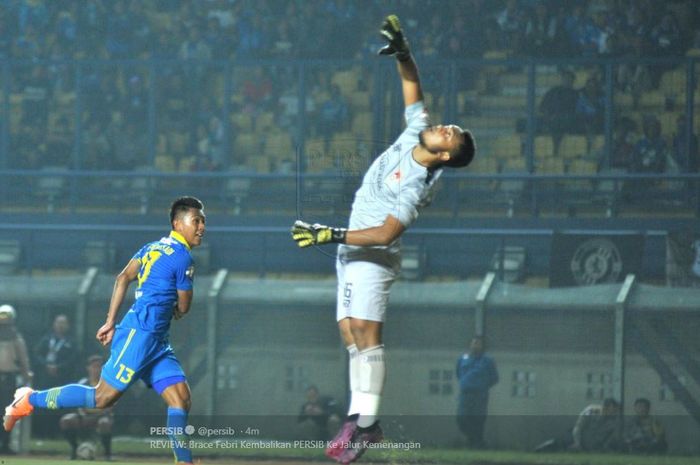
top-left (102, 326), bottom-right (186, 393)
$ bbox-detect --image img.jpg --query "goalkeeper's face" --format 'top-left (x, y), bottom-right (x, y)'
top-left (174, 208), bottom-right (206, 248)
top-left (419, 124), bottom-right (464, 156)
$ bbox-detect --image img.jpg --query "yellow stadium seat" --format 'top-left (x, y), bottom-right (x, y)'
top-left (493, 134), bottom-right (522, 158)
top-left (470, 156), bottom-right (499, 173)
top-left (155, 155), bottom-right (177, 172)
top-left (639, 91), bottom-right (664, 109)
top-left (246, 156), bottom-right (271, 173)
top-left (331, 69), bottom-right (359, 94)
top-left (569, 159), bottom-right (597, 174)
top-left (534, 136), bottom-right (553, 157)
top-left (591, 135), bottom-right (606, 153)
top-left (659, 69), bottom-right (685, 95)
top-left (538, 157), bottom-right (564, 174)
top-left (256, 112), bottom-right (275, 131)
top-left (168, 132), bottom-right (188, 154)
top-left (559, 135), bottom-right (588, 159)
top-left (178, 156), bottom-right (195, 172)
top-left (264, 133), bottom-right (294, 159)
top-left (574, 70), bottom-right (590, 88)
top-left (348, 90), bottom-right (370, 111)
top-left (503, 157), bottom-right (526, 171)
top-left (351, 112), bottom-right (372, 139)
top-left (305, 138), bottom-right (334, 173)
top-left (233, 133), bottom-right (258, 158)
top-left (231, 113), bottom-right (253, 132)
top-left (659, 112), bottom-right (678, 138)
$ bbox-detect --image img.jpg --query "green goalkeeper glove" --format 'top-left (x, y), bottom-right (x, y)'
top-left (377, 15), bottom-right (411, 62)
top-left (291, 220), bottom-right (347, 248)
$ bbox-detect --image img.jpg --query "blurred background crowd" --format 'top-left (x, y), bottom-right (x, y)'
top-left (1, 0), bottom-right (698, 179)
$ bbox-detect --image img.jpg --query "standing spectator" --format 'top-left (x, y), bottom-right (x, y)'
top-left (20, 65), bottom-right (50, 130)
top-left (105, 0), bottom-right (132, 58)
top-left (59, 355), bottom-right (114, 461)
top-left (625, 398), bottom-right (667, 454)
top-left (570, 398), bottom-right (622, 452)
top-left (34, 314), bottom-right (77, 390)
top-left (649, 10), bottom-right (682, 57)
top-left (179, 24), bottom-right (212, 91)
top-left (297, 385), bottom-right (342, 441)
top-left (631, 116), bottom-right (667, 174)
top-left (316, 84), bottom-right (348, 145)
top-left (576, 76), bottom-right (605, 137)
top-left (495, 0), bottom-right (528, 52)
top-left (539, 69), bottom-right (578, 156)
top-left (0, 305), bottom-right (32, 455)
top-left (456, 336), bottom-right (499, 449)
top-left (671, 115), bottom-right (699, 173)
top-left (523, 1), bottom-right (560, 57)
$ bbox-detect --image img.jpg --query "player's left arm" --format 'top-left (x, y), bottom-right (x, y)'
top-left (173, 253), bottom-right (195, 320)
top-left (377, 15), bottom-right (423, 107)
top-left (291, 214), bottom-right (405, 248)
top-left (97, 258), bottom-right (140, 346)
top-left (173, 289), bottom-right (193, 319)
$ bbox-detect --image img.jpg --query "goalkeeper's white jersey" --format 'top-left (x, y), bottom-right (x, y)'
top-left (338, 101), bottom-right (442, 269)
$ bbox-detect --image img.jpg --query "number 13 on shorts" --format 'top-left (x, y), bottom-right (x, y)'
top-left (116, 363), bottom-right (135, 384)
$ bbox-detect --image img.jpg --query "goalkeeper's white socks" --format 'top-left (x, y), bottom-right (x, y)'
top-left (346, 344), bottom-right (360, 416)
top-left (353, 345), bottom-right (385, 428)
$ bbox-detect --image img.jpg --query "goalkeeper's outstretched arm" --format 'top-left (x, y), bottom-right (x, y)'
top-left (378, 15), bottom-right (423, 107)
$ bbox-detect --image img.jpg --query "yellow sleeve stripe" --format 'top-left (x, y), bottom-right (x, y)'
top-left (113, 328), bottom-right (137, 368)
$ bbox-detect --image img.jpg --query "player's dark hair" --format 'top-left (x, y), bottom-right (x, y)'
top-left (170, 196), bottom-right (204, 226)
top-left (444, 129), bottom-right (475, 168)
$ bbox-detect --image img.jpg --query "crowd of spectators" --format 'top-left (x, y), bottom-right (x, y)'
top-left (0, 0), bottom-right (699, 174)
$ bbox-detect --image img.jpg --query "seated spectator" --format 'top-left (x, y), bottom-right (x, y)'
top-left (538, 69), bottom-right (578, 156)
top-left (631, 116), bottom-right (667, 174)
top-left (297, 385), bottom-right (342, 441)
top-left (608, 117), bottom-right (638, 169)
top-left (59, 355), bottom-right (113, 461)
top-left (316, 84), bottom-right (349, 143)
top-left (625, 398), bottom-right (667, 454)
top-left (241, 66), bottom-right (274, 114)
top-left (671, 115), bottom-right (699, 173)
top-left (571, 398), bottom-right (622, 452)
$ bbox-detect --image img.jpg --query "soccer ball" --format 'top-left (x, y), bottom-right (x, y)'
top-left (76, 441), bottom-right (97, 460)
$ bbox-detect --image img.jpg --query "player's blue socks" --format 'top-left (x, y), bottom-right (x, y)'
top-left (29, 384), bottom-right (96, 410)
top-left (167, 407), bottom-right (192, 463)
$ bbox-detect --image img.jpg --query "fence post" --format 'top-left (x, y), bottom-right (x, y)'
top-left (613, 273), bottom-right (636, 440)
top-left (475, 272), bottom-right (496, 337)
top-left (76, 267), bottom-right (99, 352)
top-left (206, 269), bottom-right (229, 418)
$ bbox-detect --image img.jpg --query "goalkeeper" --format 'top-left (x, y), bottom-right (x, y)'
top-left (291, 15), bottom-right (476, 465)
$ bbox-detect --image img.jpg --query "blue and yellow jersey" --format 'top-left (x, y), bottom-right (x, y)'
top-left (119, 231), bottom-right (194, 337)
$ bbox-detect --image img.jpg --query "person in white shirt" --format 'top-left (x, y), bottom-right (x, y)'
top-left (291, 15), bottom-right (476, 465)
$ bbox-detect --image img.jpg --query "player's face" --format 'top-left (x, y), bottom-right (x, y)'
top-left (419, 125), bottom-right (463, 155)
top-left (175, 208), bottom-right (206, 248)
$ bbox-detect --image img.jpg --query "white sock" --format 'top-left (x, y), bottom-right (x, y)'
top-left (346, 344), bottom-right (360, 416)
top-left (355, 345), bottom-right (385, 428)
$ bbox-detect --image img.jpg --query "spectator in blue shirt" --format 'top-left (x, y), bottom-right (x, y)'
top-left (456, 336), bottom-right (499, 449)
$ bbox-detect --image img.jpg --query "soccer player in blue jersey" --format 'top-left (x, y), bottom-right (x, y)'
top-left (3, 196), bottom-right (206, 465)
